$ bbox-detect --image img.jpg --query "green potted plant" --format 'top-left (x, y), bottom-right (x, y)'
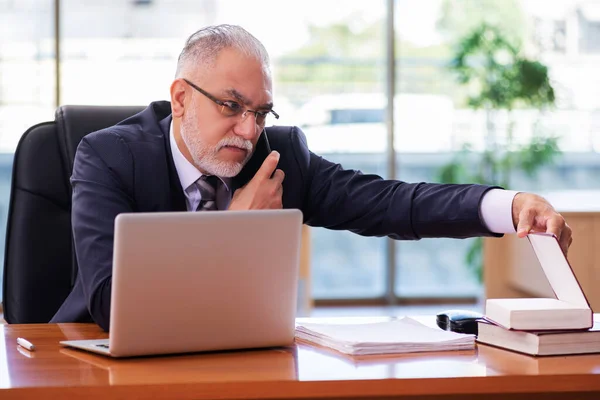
top-left (438, 23), bottom-right (560, 281)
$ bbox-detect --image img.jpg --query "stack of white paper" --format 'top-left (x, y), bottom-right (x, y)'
top-left (295, 317), bottom-right (474, 356)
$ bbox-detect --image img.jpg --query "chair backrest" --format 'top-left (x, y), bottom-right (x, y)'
top-left (3, 105), bottom-right (145, 323)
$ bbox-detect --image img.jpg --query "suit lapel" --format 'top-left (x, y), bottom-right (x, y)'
top-left (160, 115), bottom-right (187, 212)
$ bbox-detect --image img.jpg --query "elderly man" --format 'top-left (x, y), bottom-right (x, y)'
top-left (52, 24), bottom-right (571, 331)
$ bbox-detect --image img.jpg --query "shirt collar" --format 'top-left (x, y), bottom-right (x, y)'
top-left (169, 121), bottom-right (231, 192)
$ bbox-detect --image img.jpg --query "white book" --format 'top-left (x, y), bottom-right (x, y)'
top-left (485, 233), bottom-right (593, 331)
top-left (295, 317), bottom-right (474, 356)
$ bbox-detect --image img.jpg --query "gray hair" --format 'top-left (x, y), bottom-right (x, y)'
top-left (175, 24), bottom-right (270, 78)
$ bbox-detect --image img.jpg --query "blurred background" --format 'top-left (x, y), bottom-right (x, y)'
top-left (0, 0), bottom-right (599, 310)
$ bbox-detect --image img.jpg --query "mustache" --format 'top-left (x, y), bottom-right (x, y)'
top-left (216, 136), bottom-right (253, 152)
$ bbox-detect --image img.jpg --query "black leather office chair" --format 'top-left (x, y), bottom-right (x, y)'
top-left (3, 105), bottom-right (145, 323)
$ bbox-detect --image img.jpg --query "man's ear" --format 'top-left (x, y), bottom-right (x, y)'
top-left (170, 79), bottom-right (187, 118)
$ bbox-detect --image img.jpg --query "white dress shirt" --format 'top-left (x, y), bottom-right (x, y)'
top-left (480, 189), bottom-right (519, 234)
top-left (169, 122), bottom-right (517, 233)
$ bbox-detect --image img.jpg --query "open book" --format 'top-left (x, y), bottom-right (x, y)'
top-left (295, 317), bottom-right (474, 356)
top-left (477, 314), bottom-right (600, 356)
top-left (485, 233), bottom-right (593, 331)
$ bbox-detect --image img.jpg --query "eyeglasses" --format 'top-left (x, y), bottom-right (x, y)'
top-left (183, 78), bottom-right (279, 126)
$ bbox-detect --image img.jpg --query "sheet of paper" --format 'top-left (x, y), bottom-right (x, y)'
top-left (295, 316), bottom-right (475, 355)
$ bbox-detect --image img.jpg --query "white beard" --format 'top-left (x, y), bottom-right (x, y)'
top-left (180, 113), bottom-right (254, 178)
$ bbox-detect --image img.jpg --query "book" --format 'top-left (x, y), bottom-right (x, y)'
top-left (295, 316), bottom-right (475, 356)
top-left (476, 338), bottom-right (600, 374)
top-left (476, 314), bottom-right (600, 356)
top-left (484, 233), bottom-right (593, 331)
top-left (485, 298), bottom-right (591, 330)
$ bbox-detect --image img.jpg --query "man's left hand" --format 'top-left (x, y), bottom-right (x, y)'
top-left (512, 192), bottom-right (573, 255)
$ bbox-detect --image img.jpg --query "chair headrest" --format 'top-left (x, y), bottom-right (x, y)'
top-left (55, 105), bottom-right (145, 171)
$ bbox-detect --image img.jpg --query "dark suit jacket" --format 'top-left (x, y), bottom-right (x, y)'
top-left (51, 101), bottom-right (500, 331)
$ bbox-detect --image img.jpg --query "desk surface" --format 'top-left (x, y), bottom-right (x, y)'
top-left (1, 321), bottom-right (600, 400)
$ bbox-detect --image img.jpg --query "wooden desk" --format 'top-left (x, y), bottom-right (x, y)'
top-left (1, 323), bottom-right (600, 400)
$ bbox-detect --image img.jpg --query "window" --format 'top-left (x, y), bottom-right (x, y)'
top-left (579, 5), bottom-right (600, 53)
top-left (330, 108), bottom-right (386, 124)
top-left (1, 0), bottom-right (600, 305)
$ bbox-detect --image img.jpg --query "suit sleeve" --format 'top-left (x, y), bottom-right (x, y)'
top-left (289, 127), bottom-right (501, 240)
top-left (70, 132), bottom-right (135, 331)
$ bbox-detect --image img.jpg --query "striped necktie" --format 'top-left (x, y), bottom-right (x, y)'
top-left (196, 175), bottom-right (219, 211)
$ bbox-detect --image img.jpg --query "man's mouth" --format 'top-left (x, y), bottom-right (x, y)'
top-left (221, 145), bottom-right (247, 153)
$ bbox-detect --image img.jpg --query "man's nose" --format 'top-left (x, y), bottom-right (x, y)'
top-left (233, 112), bottom-right (259, 140)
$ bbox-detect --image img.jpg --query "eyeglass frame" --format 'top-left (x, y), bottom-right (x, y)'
top-left (182, 78), bottom-right (279, 125)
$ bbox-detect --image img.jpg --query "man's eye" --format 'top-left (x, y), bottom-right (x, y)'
top-left (223, 101), bottom-right (243, 113)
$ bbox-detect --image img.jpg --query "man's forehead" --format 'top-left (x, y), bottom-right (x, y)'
top-left (191, 49), bottom-right (273, 106)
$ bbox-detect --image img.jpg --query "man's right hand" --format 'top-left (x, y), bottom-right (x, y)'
top-left (228, 151), bottom-right (284, 210)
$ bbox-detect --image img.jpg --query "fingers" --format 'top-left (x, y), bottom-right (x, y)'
top-left (516, 207), bottom-right (535, 238)
top-left (513, 193), bottom-right (573, 255)
top-left (556, 223), bottom-right (572, 256)
top-left (254, 151), bottom-right (280, 181)
top-left (272, 168), bottom-right (285, 184)
top-left (272, 169), bottom-right (284, 207)
top-left (546, 214), bottom-right (570, 254)
top-left (545, 214), bottom-right (566, 239)
top-left (227, 154), bottom-right (284, 210)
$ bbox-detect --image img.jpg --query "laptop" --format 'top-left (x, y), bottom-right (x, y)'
top-left (60, 209), bottom-right (303, 357)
